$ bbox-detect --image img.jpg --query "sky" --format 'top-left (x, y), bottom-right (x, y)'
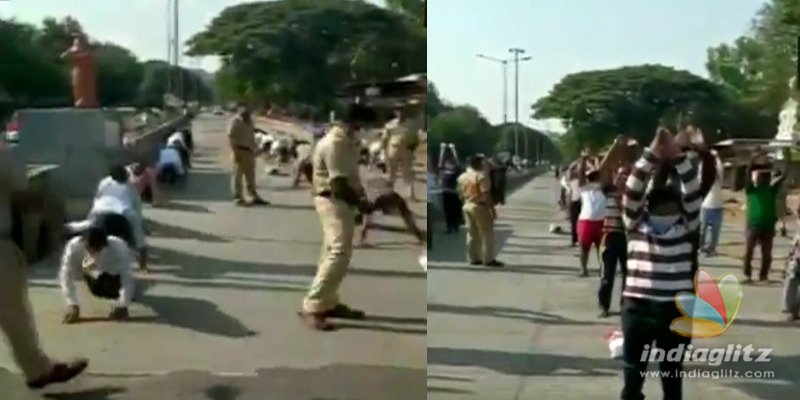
top-left (0, 0), bottom-right (384, 72)
top-left (428, 0), bottom-right (766, 132)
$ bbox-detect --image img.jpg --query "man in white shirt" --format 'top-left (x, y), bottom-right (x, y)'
top-left (60, 226), bottom-right (135, 324)
top-left (84, 166), bottom-right (148, 271)
top-left (576, 161), bottom-right (606, 277)
top-left (700, 150), bottom-right (725, 256)
top-left (157, 144), bottom-right (186, 184)
top-left (166, 131), bottom-right (191, 170)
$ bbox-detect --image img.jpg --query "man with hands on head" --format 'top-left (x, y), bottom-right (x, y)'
top-left (60, 225), bottom-right (136, 324)
top-left (620, 127), bottom-right (703, 400)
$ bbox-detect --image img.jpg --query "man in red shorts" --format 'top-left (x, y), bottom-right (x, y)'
top-left (576, 156), bottom-right (606, 277)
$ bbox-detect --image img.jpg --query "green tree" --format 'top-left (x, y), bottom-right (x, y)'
top-left (426, 82), bottom-right (450, 119)
top-left (186, 0), bottom-right (425, 108)
top-left (383, 0), bottom-right (426, 28)
top-left (532, 65), bottom-right (735, 158)
top-left (427, 106), bottom-right (496, 162)
top-left (706, 0), bottom-right (799, 115)
top-left (94, 43), bottom-right (145, 106)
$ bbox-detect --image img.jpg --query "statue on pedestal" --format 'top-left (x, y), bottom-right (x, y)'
top-left (60, 17), bottom-right (98, 108)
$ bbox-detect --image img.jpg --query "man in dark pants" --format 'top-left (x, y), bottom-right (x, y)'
top-left (562, 166), bottom-right (582, 247)
top-left (743, 147), bottom-right (790, 282)
top-left (620, 128), bottom-right (701, 400)
top-left (439, 153), bottom-right (462, 233)
top-left (596, 136), bottom-right (634, 317)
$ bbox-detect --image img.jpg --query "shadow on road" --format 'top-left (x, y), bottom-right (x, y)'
top-left (148, 246), bottom-right (424, 281)
top-left (428, 228), bottom-right (513, 264)
top-left (427, 347), bottom-right (618, 377)
top-left (49, 364), bottom-right (425, 400)
top-left (137, 292), bottom-right (257, 338)
top-left (146, 219), bottom-right (230, 243)
top-left (427, 304), bottom-right (606, 326)
top-left (155, 201), bottom-right (214, 214)
top-left (205, 384), bottom-right (241, 400)
top-left (43, 386), bottom-right (126, 400)
top-left (336, 322), bottom-right (426, 335)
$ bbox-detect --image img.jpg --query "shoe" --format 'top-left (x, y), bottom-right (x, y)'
top-left (27, 359), bottom-right (89, 389)
top-left (759, 275), bottom-right (769, 283)
top-left (250, 198), bottom-right (270, 206)
top-left (579, 271), bottom-right (589, 278)
top-left (297, 311), bottom-right (334, 331)
top-left (469, 261), bottom-right (482, 266)
top-left (787, 313), bottom-right (800, 322)
top-left (233, 198), bottom-right (247, 206)
top-left (484, 260), bottom-right (505, 268)
top-left (598, 309), bottom-right (610, 318)
top-left (323, 304), bottom-right (366, 320)
top-left (743, 276), bottom-right (753, 284)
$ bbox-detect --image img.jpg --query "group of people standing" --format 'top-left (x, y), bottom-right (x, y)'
top-left (554, 126), bottom-right (800, 399)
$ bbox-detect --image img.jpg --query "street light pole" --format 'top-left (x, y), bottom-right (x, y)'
top-left (508, 48), bottom-right (532, 161)
top-left (476, 54), bottom-right (509, 124)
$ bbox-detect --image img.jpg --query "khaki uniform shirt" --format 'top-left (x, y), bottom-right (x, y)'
top-left (381, 118), bottom-right (420, 151)
top-left (0, 149), bottom-right (27, 236)
top-left (457, 168), bottom-right (491, 204)
top-left (311, 124), bottom-right (361, 195)
top-left (226, 115), bottom-right (256, 151)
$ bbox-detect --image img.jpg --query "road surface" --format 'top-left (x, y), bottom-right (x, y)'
top-left (428, 175), bottom-right (800, 400)
top-left (0, 114), bottom-right (426, 399)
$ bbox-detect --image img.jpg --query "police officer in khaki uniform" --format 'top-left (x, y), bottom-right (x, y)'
top-left (298, 105), bottom-right (373, 331)
top-left (381, 102), bottom-right (422, 201)
top-left (226, 104), bottom-right (269, 206)
top-left (457, 154), bottom-right (504, 267)
top-left (0, 149), bottom-right (88, 389)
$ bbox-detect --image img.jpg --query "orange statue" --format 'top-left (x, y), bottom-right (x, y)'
top-left (61, 19), bottom-right (98, 108)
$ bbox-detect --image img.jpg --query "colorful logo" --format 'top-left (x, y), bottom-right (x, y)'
top-left (670, 269), bottom-right (743, 338)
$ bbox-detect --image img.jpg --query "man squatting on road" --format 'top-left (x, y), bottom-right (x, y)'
top-left (60, 225), bottom-right (136, 323)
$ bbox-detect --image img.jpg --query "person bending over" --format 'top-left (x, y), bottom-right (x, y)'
top-left (60, 226), bottom-right (135, 324)
top-left (166, 130), bottom-right (191, 169)
top-left (128, 162), bottom-right (160, 206)
top-left (81, 170), bottom-right (148, 272)
top-left (157, 143), bottom-right (186, 184)
top-left (358, 168), bottom-right (425, 247)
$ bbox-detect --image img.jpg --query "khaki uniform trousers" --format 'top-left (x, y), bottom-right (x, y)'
top-left (0, 239), bottom-right (51, 379)
top-left (302, 197), bottom-right (356, 313)
top-left (463, 202), bottom-right (495, 263)
top-left (387, 146), bottom-right (416, 199)
top-left (231, 147), bottom-right (258, 200)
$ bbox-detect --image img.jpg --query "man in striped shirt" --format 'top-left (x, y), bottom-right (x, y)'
top-left (620, 128), bottom-right (701, 400)
top-left (596, 136), bottom-right (637, 318)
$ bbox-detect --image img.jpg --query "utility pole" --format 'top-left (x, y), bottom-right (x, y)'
top-left (476, 54), bottom-right (509, 124)
top-left (173, 0), bottom-right (183, 102)
top-left (508, 48), bottom-right (532, 160)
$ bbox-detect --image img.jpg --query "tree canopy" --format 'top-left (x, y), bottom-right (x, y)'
top-left (706, 0), bottom-right (798, 115)
top-left (531, 65), bottom-right (776, 158)
top-left (185, 0), bottom-right (425, 108)
top-left (526, 0), bottom-right (797, 160)
top-left (428, 82), bottom-right (562, 166)
top-left (0, 16), bottom-right (213, 120)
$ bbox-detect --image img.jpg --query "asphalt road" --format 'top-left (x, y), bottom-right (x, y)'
top-left (0, 114), bottom-right (427, 399)
top-left (428, 175), bottom-right (800, 400)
